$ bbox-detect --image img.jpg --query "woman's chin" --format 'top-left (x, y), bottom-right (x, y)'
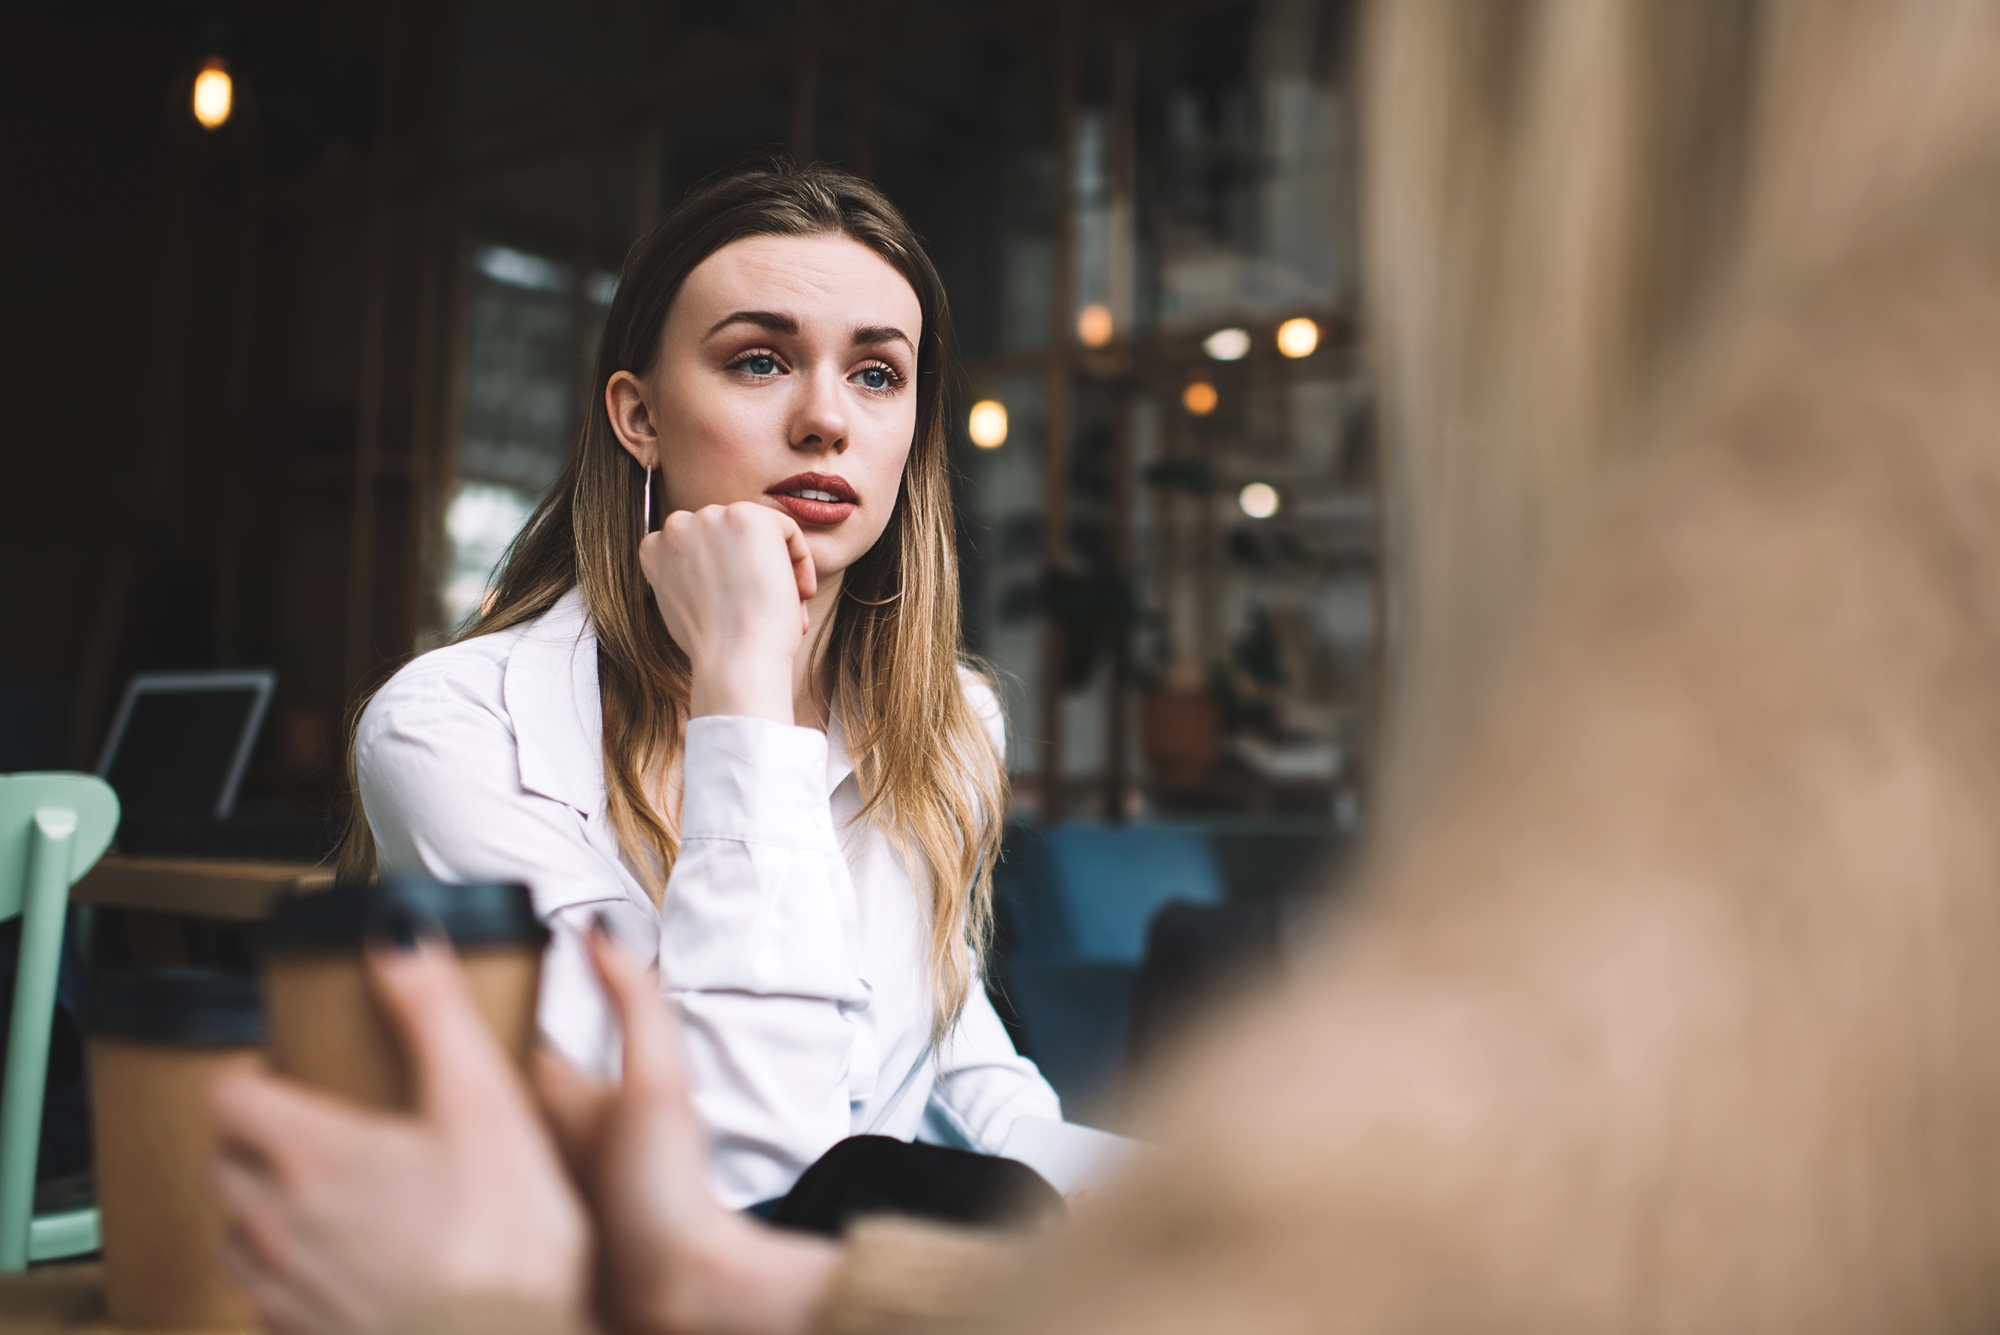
top-left (803, 540), bottom-right (858, 592)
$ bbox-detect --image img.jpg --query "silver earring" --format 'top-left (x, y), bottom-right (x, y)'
top-left (643, 465), bottom-right (653, 533)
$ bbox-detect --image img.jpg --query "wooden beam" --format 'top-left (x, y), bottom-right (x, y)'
top-left (345, 6), bottom-right (405, 691)
top-left (955, 305), bottom-right (1359, 384)
top-left (215, 175), bottom-right (262, 668)
top-left (343, 155), bottom-right (393, 690)
top-left (1104, 23), bottom-right (1138, 823)
top-left (850, 56), bottom-right (877, 178)
top-left (571, 126), bottom-right (606, 457)
top-left (430, 204), bottom-right (476, 640)
top-left (1105, 386), bottom-right (1136, 822)
top-left (1037, 0), bottom-right (1079, 821)
top-left (402, 189), bottom-right (447, 652)
top-left (790, 0), bottom-right (820, 162)
top-left (631, 113), bottom-right (666, 238)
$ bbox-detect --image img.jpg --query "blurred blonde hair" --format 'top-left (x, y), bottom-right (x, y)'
top-left (1365, 0), bottom-right (2000, 829)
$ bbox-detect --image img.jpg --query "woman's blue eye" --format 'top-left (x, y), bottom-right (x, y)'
top-left (741, 355), bottom-right (778, 376)
top-left (858, 367), bottom-right (891, 390)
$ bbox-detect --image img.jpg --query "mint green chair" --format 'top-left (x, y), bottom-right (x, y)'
top-left (0, 773), bottom-right (118, 1271)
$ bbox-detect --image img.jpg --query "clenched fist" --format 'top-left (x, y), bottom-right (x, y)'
top-left (639, 501), bottom-right (817, 724)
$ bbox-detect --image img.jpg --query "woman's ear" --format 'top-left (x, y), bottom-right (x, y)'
top-left (606, 370), bottom-right (659, 469)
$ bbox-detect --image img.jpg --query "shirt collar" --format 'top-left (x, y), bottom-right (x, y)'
top-left (503, 587), bottom-right (605, 814)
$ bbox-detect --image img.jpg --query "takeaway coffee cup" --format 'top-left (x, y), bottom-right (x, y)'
top-left (259, 875), bottom-right (548, 1109)
top-left (86, 966), bottom-right (265, 1332)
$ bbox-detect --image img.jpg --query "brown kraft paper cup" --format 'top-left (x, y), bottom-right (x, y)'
top-left (258, 875), bottom-right (549, 1111)
top-left (86, 967), bottom-right (266, 1332)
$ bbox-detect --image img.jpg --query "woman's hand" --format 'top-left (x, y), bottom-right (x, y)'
top-left (639, 501), bottom-right (816, 724)
top-left (538, 924), bottom-right (841, 1335)
top-left (207, 939), bottom-right (591, 1335)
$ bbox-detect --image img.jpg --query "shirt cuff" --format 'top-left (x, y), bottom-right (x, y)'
top-left (681, 715), bottom-right (835, 846)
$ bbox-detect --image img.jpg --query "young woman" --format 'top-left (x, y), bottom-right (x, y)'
top-left (342, 160), bottom-right (1059, 1209)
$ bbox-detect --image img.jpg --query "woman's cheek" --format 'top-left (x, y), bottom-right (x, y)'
top-left (860, 405), bottom-right (917, 479)
top-left (681, 404), bottom-right (779, 496)
top-left (710, 396), bottom-right (782, 458)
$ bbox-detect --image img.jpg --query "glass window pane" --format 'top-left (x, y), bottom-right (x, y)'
top-left (460, 241), bottom-right (577, 492)
top-left (441, 479), bottom-right (537, 629)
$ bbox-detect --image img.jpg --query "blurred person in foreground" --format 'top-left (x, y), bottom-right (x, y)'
top-left (211, 2), bottom-right (2000, 1332)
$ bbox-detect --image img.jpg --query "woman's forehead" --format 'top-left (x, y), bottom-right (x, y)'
top-left (675, 233), bottom-right (922, 336)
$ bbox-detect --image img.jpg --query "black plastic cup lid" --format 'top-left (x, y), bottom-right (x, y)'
top-left (86, 967), bottom-right (266, 1046)
top-left (259, 874), bottom-right (549, 956)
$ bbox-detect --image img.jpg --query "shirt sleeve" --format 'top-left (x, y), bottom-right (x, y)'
top-left (664, 714), bottom-right (867, 1208)
top-left (357, 686), bottom-right (633, 913)
top-left (920, 984), bottom-right (1064, 1152)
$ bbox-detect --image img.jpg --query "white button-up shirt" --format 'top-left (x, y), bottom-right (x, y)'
top-left (356, 588), bottom-right (1060, 1207)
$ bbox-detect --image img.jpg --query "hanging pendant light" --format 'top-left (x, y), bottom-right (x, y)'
top-left (191, 57), bottom-right (234, 130)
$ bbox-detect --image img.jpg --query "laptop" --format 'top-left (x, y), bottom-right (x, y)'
top-left (96, 669), bottom-right (276, 825)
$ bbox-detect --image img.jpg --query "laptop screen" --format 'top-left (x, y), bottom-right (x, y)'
top-left (98, 671), bottom-right (275, 822)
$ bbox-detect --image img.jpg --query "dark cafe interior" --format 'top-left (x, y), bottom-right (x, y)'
top-left (8, 1), bottom-right (2000, 1331)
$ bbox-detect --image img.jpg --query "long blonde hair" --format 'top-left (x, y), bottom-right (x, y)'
top-left (343, 160), bottom-right (1004, 1036)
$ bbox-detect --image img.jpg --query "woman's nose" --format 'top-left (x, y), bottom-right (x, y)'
top-left (789, 367), bottom-right (849, 455)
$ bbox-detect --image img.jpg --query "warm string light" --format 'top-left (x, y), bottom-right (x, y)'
top-left (1202, 327), bottom-right (1251, 361)
top-left (192, 58), bottom-right (233, 130)
top-left (1275, 317), bottom-right (1319, 358)
top-left (1182, 381), bottom-right (1218, 416)
top-left (968, 399), bottom-right (1009, 448)
top-left (1238, 482), bottom-right (1280, 519)
top-left (1076, 303), bottom-right (1114, 348)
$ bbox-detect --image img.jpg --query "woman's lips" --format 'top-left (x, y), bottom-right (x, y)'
top-left (766, 472), bottom-right (858, 527)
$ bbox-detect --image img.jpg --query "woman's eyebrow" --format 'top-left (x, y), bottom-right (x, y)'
top-left (705, 310), bottom-right (798, 338)
top-left (853, 325), bottom-right (914, 353)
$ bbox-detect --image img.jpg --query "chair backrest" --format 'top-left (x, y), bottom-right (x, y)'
top-left (0, 775), bottom-right (119, 921)
top-left (1043, 824), bottom-right (1224, 963)
top-left (0, 772), bottom-right (119, 1272)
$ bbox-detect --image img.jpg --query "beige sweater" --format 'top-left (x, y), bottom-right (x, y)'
top-left (386, 1221), bottom-right (1017, 1335)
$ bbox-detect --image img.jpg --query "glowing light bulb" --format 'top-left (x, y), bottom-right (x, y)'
top-left (1202, 327), bottom-right (1251, 361)
top-left (1076, 303), bottom-right (1114, 348)
top-left (1238, 482), bottom-right (1279, 519)
top-left (968, 399), bottom-right (1009, 448)
top-left (1182, 381), bottom-right (1218, 416)
top-left (192, 59), bottom-right (233, 130)
top-left (1276, 317), bottom-right (1319, 358)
